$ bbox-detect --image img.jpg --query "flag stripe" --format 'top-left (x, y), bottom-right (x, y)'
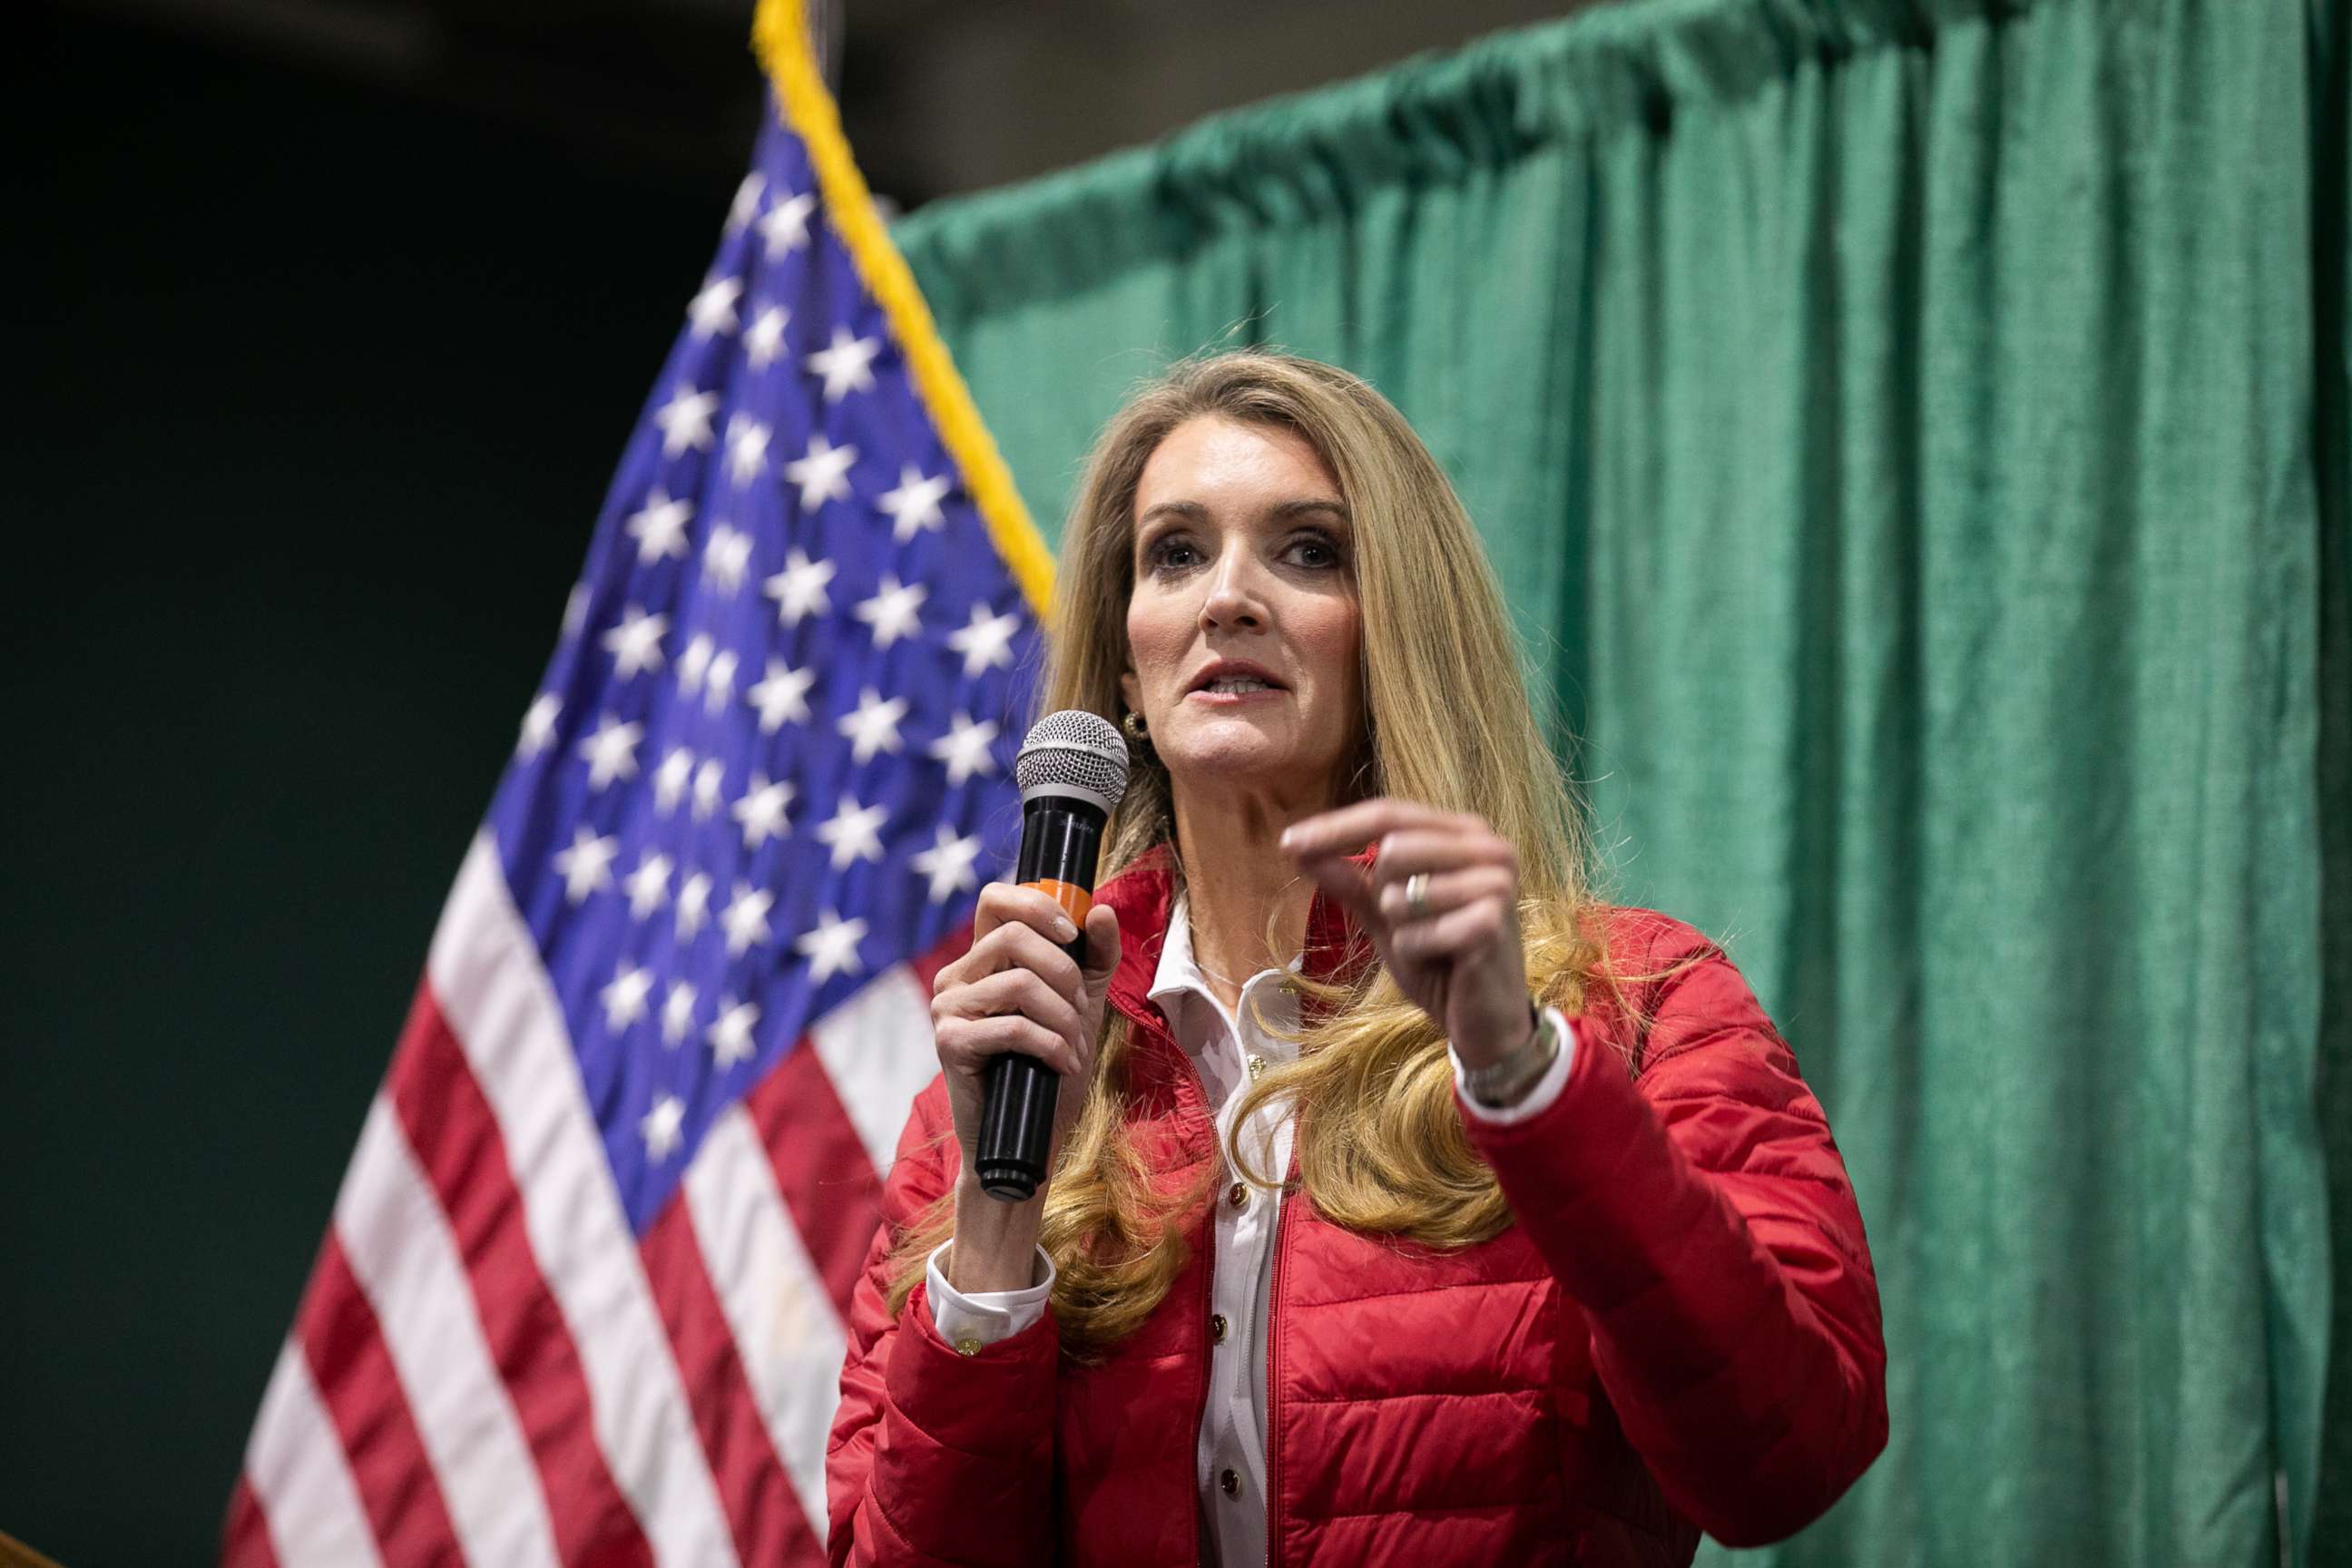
top-left (740, 1040), bottom-right (885, 1318)
top-left (428, 835), bottom-right (740, 1568)
top-left (335, 1098), bottom-right (564, 1568)
top-left (222, 1476), bottom-right (281, 1568)
top-left (294, 1237), bottom-right (466, 1567)
top-left (642, 1196), bottom-right (826, 1567)
top-left (243, 1342), bottom-right (389, 1568)
top-left (386, 989), bottom-right (658, 1568)
top-left (684, 1105), bottom-right (848, 1533)
top-left (809, 965), bottom-right (941, 1176)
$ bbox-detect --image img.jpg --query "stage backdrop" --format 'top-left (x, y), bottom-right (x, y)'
top-left (892, 1), bottom-right (2350, 1564)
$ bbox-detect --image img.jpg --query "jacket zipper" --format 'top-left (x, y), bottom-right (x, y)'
top-left (1262, 1140), bottom-right (1298, 1568)
top-left (1108, 988), bottom-right (1217, 1568)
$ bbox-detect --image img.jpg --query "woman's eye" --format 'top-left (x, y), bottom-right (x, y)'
top-left (1147, 537), bottom-right (1200, 571)
top-left (1286, 534), bottom-right (1343, 569)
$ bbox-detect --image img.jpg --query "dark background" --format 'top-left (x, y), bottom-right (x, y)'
top-left (8, 2), bottom-right (1592, 1562)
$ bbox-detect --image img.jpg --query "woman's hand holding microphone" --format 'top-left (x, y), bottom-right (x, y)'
top-left (927, 882), bottom-right (1122, 1294)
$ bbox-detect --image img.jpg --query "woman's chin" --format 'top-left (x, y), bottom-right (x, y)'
top-left (1160, 724), bottom-right (1315, 786)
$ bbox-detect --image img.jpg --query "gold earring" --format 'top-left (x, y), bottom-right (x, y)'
top-left (1122, 710), bottom-right (1149, 743)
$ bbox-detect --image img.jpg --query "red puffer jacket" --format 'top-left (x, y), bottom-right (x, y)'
top-left (827, 845), bottom-right (1886, 1566)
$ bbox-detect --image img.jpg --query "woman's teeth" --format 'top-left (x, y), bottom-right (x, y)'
top-left (1203, 677), bottom-right (1273, 694)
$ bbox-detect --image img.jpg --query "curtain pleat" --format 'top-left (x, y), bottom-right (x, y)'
top-left (894, 3), bottom-right (2343, 1562)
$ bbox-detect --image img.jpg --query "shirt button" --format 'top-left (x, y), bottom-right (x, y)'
top-left (1210, 1312), bottom-right (1229, 1343)
top-left (1227, 1181), bottom-right (1249, 1210)
top-left (1246, 1055), bottom-right (1269, 1082)
top-left (1220, 1468), bottom-right (1240, 1498)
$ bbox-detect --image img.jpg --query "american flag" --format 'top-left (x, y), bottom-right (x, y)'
top-left (221, 18), bottom-right (1050, 1565)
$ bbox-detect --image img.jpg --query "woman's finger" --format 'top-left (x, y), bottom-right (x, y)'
top-left (1387, 896), bottom-right (1513, 963)
top-left (1365, 828), bottom-right (1517, 885)
top-left (936, 916), bottom-right (1086, 996)
top-left (1279, 797), bottom-right (1459, 861)
top-left (1377, 864), bottom-right (1516, 925)
top-left (937, 965), bottom-right (1083, 1044)
top-left (968, 881), bottom-right (1083, 946)
top-left (936, 1013), bottom-right (1083, 1079)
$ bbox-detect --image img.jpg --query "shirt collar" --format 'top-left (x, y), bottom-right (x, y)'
top-left (1146, 888), bottom-right (1303, 1008)
top-left (1102, 840), bottom-right (1378, 1026)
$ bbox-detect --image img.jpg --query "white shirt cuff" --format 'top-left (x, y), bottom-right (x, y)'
top-left (925, 1240), bottom-right (1055, 1348)
top-left (1451, 1006), bottom-right (1577, 1125)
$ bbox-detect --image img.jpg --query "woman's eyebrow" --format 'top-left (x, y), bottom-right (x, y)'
top-left (1269, 498), bottom-right (1350, 524)
top-left (1136, 497), bottom-right (1349, 526)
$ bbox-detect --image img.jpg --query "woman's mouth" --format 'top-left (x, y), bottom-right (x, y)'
top-left (1189, 678), bottom-right (1283, 704)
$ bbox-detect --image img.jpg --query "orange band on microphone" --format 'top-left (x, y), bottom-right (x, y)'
top-left (1023, 879), bottom-right (1093, 927)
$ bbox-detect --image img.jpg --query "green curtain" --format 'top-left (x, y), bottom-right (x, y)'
top-left (892, 1), bottom-right (2344, 1564)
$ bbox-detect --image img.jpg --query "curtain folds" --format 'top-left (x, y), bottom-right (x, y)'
top-left (892, 2), bottom-right (2344, 1563)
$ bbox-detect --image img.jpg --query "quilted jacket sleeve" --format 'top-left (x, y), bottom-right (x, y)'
top-left (1456, 912), bottom-right (1888, 1547)
top-left (825, 1078), bottom-right (1063, 1567)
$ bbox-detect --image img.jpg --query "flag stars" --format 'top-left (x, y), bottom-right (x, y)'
top-left (653, 387), bottom-right (719, 458)
top-left (602, 606), bottom-right (668, 679)
top-left (725, 172), bottom-right (765, 234)
top-left (743, 306), bottom-right (789, 372)
top-left (837, 687), bottom-right (909, 762)
top-left (600, 962), bottom-right (654, 1034)
top-left (515, 692), bottom-right (561, 760)
top-left (702, 650), bottom-right (739, 714)
top-left (947, 603), bottom-right (1021, 677)
top-left (623, 850), bottom-right (672, 919)
top-left (678, 634), bottom-right (715, 698)
top-left (552, 827), bottom-right (619, 904)
top-left (641, 1094), bottom-right (686, 1161)
top-left (807, 327), bottom-right (882, 403)
top-left (928, 712), bottom-right (1000, 785)
top-left (692, 757), bottom-right (726, 820)
top-left (575, 715), bottom-right (644, 791)
top-left (817, 795), bottom-right (889, 870)
top-left (747, 658), bottom-right (815, 732)
top-left (653, 747), bottom-right (694, 815)
top-left (759, 190), bottom-right (816, 260)
top-left (687, 273), bottom-right (742, 338)
top-left (763, 548), bottom-right (836, 627)
top-left (785, 433), bottom-right (858, 511)
top-left (662, 981), bottom-right (698, 1046)
top-left (854, 575), bottom-right (926, 649)
top-left (798, 909), bottom-right (870, 984)
top-left (726, 415), bottom-right (772, 487)
top-left (910, 826), bottom-right (984, 904)
top-left (625, 486), bottom-right (693, 564)
top-left (707, 996), bottom-right (761, 1070)
top-left (877, 466), bottom-right (953, 544)
top-left (720, 882), bottom-right (775, 956)
top-left (732, 772), bottom-right (796, 850)
top-left (675, 872), bottom-right (713, 942)
top-left (702, 524), bottom-right (754, 594)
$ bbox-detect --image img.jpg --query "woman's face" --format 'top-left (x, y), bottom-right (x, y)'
top-left (1119, 416), bottom-right (1363, 806)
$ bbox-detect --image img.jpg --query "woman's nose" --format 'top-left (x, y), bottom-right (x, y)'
top-left (1199, 546), bottom-right (1265, 630)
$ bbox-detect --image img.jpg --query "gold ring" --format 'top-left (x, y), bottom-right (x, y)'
top-left (1405, 872), bottom-right (1433, 921)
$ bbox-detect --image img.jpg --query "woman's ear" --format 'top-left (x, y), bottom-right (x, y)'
top-left (1118, 667), bottom-right (1141, 714)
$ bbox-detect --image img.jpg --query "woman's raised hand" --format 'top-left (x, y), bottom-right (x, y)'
top-left (1280, 798), bottom-right (1535, 1070)
top-left (928, 882), bottom-right (1122, 1215)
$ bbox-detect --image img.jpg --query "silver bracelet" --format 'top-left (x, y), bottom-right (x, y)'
top-left (1463, 1004), bottom-right (1561, 1108)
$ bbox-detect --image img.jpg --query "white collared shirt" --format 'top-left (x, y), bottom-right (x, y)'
top-left (926, 892), bottom-right (1575, 1566)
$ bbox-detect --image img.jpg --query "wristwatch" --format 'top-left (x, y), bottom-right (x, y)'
top-left (1462, 1003), bottom-right (1563, 1108)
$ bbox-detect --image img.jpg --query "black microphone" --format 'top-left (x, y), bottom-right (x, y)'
top-left (975, 710), bottom-right (1132, 1201)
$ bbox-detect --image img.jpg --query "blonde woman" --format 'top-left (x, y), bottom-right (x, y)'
top-left (827, 352), bottom-right (1886, 1566)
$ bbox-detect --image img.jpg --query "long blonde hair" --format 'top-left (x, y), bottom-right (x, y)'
top-left (890, 350), bottom-right (1626, 1357)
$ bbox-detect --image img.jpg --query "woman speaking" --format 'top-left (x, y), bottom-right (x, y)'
top-left (827, 352), bottom-right (1886, 1565)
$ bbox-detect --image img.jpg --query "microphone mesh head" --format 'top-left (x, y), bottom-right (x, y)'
top-left (1015, 710), bottom-right (1132, 813)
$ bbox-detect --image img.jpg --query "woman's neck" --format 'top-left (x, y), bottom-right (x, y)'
top-left (1168, 779), bottom-right (1328, 1012)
